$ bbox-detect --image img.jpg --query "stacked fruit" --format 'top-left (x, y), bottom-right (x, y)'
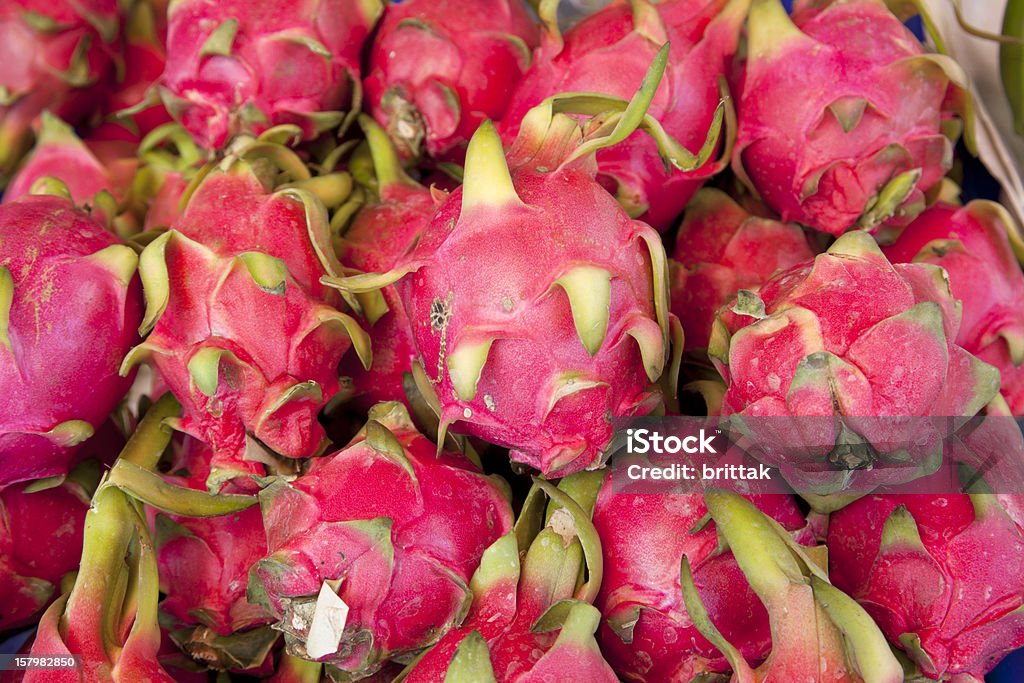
top-left (1, 0), bottom-right (1024, 681)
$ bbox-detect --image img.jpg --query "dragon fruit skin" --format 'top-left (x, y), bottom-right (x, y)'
top-left (670, 188), bottom-right (815, 350)
top-left (247, 402), bottom-right (514, 678)
top-left (593, 477), bottom-right (810, 681)
top-left (364, 0), bottom-right (538, 162)
top-left (499, 0), bottom-right (742, 231)
top-left (0, 0), bottom-right (120, 181)
top-left (0, 194), bottom-right (141, 488)
top-left (338, 118), bottom-right (444, 410)
top-left (709, 230), bottom-right (1000, 497)
top-left (161, 0), bottom-right (381, 150)
top-left (733, 0), bottom-right (967, 238)
top-left (123, 158), bottom-right (370, 489)
top-left (394, 123), bottom-right (667, 476)
top-left (882, 201), bottom-right (1024, 415)
top-left (0, 477), bottom-right (90, 631)
top-left (828, 492), bottom-right (1024, 679)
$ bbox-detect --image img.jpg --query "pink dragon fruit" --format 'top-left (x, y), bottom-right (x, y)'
top-left (160, 0), bottom-right (382, 150)
top-left (0, 0), bottom-right (120, 181)
top-left (499, 0), bottom-right (743, 230)
top-left (681, 491), bottom-right (904, 682)
top-left (733, 0), bottom-right (970, 238)
top-left (337, 116), bottom-right (444, 410)
top-left (670, 188), bottom-right (815, 351)
top-left (0, 192), bottom-right (141, 488)
top-left (328, 49), bottom-right (720, 476)
top-left (151, 438), bottom-right (276, 673)
top-left (0, 470), bottom-right (93, 631)
top-left (708, 230), bottom-right (1000, 501)
top-left (828, 489), bottom-right (1024, 679)
top-left (4, 112), bottom-right (123, 208)
top-left (246, 402), bottom-right (514, 679)
top-left (121, 145), bottom-right (371, 490)
top-left (882, 200), bottom-right (1024, 416)
top-left (593, 476), bottom-right (811, 681)
top-left (404, 473), bottom-right (617, 682)
top-left (26, 485), bottom-right (174, 682)
top-left (364, 0), bottom-right (538, 162)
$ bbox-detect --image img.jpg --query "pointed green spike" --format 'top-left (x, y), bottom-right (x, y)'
top-left (553, 266), bottom-right (611, 356)
top-left (313, 308), bottom-right (373, 370)
top-left (237, 252), bottom-right (288, 295)
top-left (828, 96), bottom-right (868, 133)
top-left (364, 419), bottom-right (418, 483)
top-left (0, 266), bottom-right (12, 354)
top-left (29, 176), bottom-right (72, 199)
top-left (880, 506), bottom-right (925, 550)
top-left (448, 338), bottom-right (495, 401)
top-left (462, 121), bottom-right (522, 213)
top-left (859, 168), bottom-right (923, 229)
top-left (36, 111), bottom-right (81, 145)
top-left (630, 0), bottom-right (668, 43)
top-left (545, 374), bottom-right (609, 418)
top-left (679, 556), bottom-right (754, 679)
top-left (357, 114), bottom-right (419, 191)
top-left (273, 34), bottom-right (330, 58)
top-left (748, 0), bottom-right (809, 60)
top-left (263, 381), bottom-right (323, 416)
top-left (86, 244), bottom-right (139, 288)
top-left (625, 316), bottom-right (667, 381)
top-left (827, 229), bottom-right (886, 259)
top-left (187, 347), bottom-right (241, 398)
top-left (106, 459), bottom-right (257, 517)
top-left (443, 631), bottom-right (496, 683)
top-left (137, 230), bottom-right (176, 335)
top-left (200, 19), bottom-right (238, 58)
top-left (41, 420), bottom-right (94, 447)
top-left (469, 533), bottom-right (520, 601)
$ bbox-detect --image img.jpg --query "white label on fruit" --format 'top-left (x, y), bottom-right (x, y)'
top-left (306, 582), bottom-right (350, 660)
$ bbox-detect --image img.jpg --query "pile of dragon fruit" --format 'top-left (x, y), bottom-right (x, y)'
top-left (3, 0), bottom-right (1024, 680)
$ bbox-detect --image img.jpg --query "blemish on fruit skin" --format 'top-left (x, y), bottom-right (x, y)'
top-left (484, 394), bottom-right (496, 411)
top-left (463, 407), bottom-right (472, 419)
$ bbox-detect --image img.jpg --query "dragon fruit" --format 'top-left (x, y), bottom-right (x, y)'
top-left (151, 438), bottom-right (276, 673)
top-left (0, 192), bottom-right (141, 488)
top-left (593, 476), bottom-right (811, 681)
top-left (499, 0), bottom-right (743, 230)
top-left (882, 200), bottom-right (1024, 416)
top-left (708, 230), bottom-right (1000, 501)
top-left (328, 49), bottom-right (721, 476)
top-left (828, 488), bottom-right (1024, 680)
top-left (0, 470), bottom-right (93, 631)
top-left (101, 0), bottom-right (171, 136)
top-left (121, 143), bottom-right (371, 490)
top-left (681, 491), bottom-right (903, 682)
top-left (337, 116), bottom-right (444, 410)
top-left (670, 188), bottom-right (815, 351)
top-left (4, 112), bottom-right (122, 208)
top-left (246, 402), bottom-right (514, 678)
top-left (160, 0), bottom-right (382, 150)
top-left (403, 473), bottom-right (616, 682)
top-left (733, 0), bottom-right (970, 238)
top-left (0, 0), bottom-right (120, 182)
top-left (26, 484), bottom-right (174, 682)
top-left (364, 0), bottom-right (538, 162)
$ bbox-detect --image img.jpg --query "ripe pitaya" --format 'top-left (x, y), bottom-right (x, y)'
top-left (152, 438), bottom-right (276, 673)
top-left (26, 485), bottom-right (174, 682)
top-left (4, 112), bottom-right (122, 209)
top-left (328, 49), bottom-right (720, 476)
top-left (121, 144), bottom-right (371, 490)
top-left (404, 473), bottom-right (617, 682)
top-left (0, 0), bottom-right (120, 181)
top-left (733, 0), bottom-right (970, 238)
top-left (829, 488), bottom-right (1024, 680)
top-left (160, 0), bottom-right (382, 150)
top-left (499, 0), bottom-right (743, 230)
top-left (708, 230), bottom-right (1000, 501)
top-left (882, 200), bottom-right (1024, 415)
top-left (682, 491), bottom-right (903, 682)
top-left (101, 0), bottom-right (171, 136)
top-left (0, 192), bottom-right (141, 488)
top-left (337, 117), bottom-right (444, 410)
top-left (246, 402), bottom-right (514, 679)
top-left (593, 476), bottom-right (811, 681)
top-left (364, 0), bottom-right (538, 162)
top-left (0, 470), bottom-right (93, 631)
top-left (670, 188), bottom-right (815, 351)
